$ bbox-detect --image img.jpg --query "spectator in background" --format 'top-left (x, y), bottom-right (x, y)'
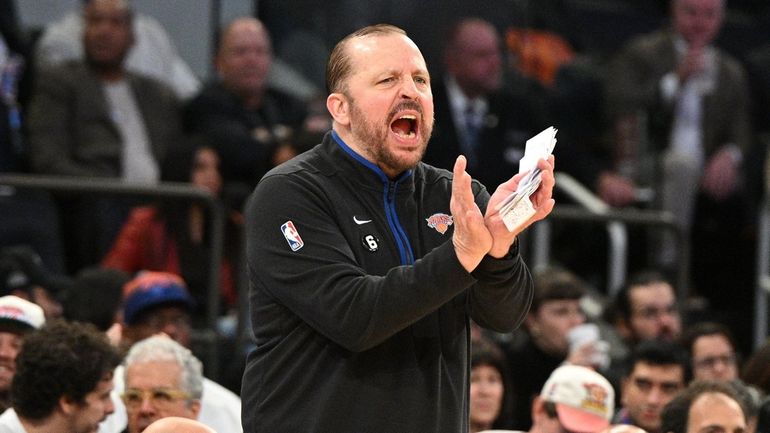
top-left (0, 320), bottom-right (122, 433)
top-left (615, 340), bottom-right (689, 433)
top-left (422, 17), bottom-right (543, 190)
top-left (504, 266), bottom-right (596, 429)
top-left (0, 0), bottom-right (67, 278)
top-left (605, 271), bottom-right (681, 349)
top-left (604, 0), bottom-right (754, 331)
top-left (470, 337), bottom-right (514, 432)
top-left (679, 322), bottom-right (739, 382)
top-left (121, 336), bottom-right (203, 433)
top-left (0, 246), bottom-right (70, 319)
top-left (61, 266), bottom-right (129, 333)
top-left (35, 0), bottom-right (199, 99)
top-left (660, 381), bottom-right (747, 433)
top-left (184, 17), bottom-right (307, 194)
top-left (97, 271), bottom-right (242, 433)
top-left (741, 339), bottom-right (770, 396)
top-left (525, 365), bottom-right (614, 433)
top-left (0, 295), bottom-right (44, 414)
top-left (102, 143), bottom-right (241, 315)
top-left (26, 0), bottom-right (182, 270)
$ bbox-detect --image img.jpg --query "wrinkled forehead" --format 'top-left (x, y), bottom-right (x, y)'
top-left (346, 33), bottom-right (427, 71)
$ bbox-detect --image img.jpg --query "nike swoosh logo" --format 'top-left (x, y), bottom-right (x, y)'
top-left (353, 216), bottom-right (372, 225)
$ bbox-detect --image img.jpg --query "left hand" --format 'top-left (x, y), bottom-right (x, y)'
top-left (702, 148), bottom-right (739, 200)
top-left (485, 155), bottom-right (556, 258)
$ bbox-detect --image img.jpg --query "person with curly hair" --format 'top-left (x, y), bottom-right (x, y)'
top-left (0, 320), bottom-right (122, 433)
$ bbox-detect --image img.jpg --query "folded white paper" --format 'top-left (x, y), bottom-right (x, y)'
top-left (495, 126), bottom-right (557, 232)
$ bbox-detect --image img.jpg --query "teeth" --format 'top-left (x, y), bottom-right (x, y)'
top-left (395, 130), bottom-right (415, 138)
top-left (399, 115), bottom-right (416, 120)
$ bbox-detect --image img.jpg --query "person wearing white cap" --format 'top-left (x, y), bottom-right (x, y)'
top-left (478, 365), bottom-right (614, 433)
top-left (532, 365), bottom-right (615, 433)
top-left (0, 296), bottom-right (44, 414)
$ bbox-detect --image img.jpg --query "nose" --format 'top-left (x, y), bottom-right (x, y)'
top-left (399, 78), bottom-right (420, 100)
top-left (647, 387), bottom-right (665, 406)
top-left (162, 322), bottom-right (180, 340)
top-left (105, 397), bottom-right (115, 416)
top-left (139, 395), bottom-right (157, 414)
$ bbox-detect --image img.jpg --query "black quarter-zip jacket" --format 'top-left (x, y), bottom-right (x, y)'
top-left (242, 131), bottom-right (533, 433)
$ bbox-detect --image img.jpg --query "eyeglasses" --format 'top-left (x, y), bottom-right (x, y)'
top-left (694, 353), bottom-right (737, 369)
top-left (121, 388), bottom-right (191, 410)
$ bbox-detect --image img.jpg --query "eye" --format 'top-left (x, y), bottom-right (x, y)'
top-left (379, 77), bottom-right (395, 84)
top-left (415, 76), bottom-right (428, 85)
top-left (123, 391), bottom-right (142, 404)
top-left (153, 390), bottom-right (175, 402)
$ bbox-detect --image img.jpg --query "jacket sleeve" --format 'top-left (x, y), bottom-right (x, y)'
top-left (246, 173), bottom-right (480, 353)
top-left (26, 67), bottom-right (101, 176)
top-left (101, 207), bottom-right (154, 272)
top-left (466, 184), bottom-right (534, 333)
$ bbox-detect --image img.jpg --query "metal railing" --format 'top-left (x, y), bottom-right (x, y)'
top-left (0, 174), bottom-right (225, 379)
top-left (755, 197), bottom-right (770, 349)
top-left (528, 172), bottom-right (687, 299)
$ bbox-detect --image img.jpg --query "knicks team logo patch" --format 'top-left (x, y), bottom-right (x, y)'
top-left (281, 221), bottom-right (304, 251)
top-left (426, 213), bottom-right (453, 235)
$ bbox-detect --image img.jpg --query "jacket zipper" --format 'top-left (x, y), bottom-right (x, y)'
top-left (384, 179), bottom-right (415, 266)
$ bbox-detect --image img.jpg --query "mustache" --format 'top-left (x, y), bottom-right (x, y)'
top-left (388, 101), bottom-right (423, 121)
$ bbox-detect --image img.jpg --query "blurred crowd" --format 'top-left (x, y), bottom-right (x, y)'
top-left (1, 0), bottom-right (770, 431)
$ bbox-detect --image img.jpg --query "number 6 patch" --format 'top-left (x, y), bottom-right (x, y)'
top-left (361, 234), bottom-right (379, 252)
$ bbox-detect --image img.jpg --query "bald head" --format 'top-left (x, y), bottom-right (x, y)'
top-left (444, 18), bottom-right (502, 97)
top-left (143, 417), bottom-right (216, 433)
top-left (216, 17), bottom-right (272, 104)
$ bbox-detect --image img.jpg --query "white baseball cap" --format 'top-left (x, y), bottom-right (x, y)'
top-left (0, 295), bottom-right (45, 331)
top-left (540, 365), bottom-right (615, 433)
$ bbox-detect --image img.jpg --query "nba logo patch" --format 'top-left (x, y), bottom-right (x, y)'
top-left (281, 221), bottom-right (304, 251)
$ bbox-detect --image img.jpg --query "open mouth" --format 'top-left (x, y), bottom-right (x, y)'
top-left (390, 114), bottom-right (418, 139)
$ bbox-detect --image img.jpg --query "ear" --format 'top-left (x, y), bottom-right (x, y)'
top-left (531, 396), bottom-right (545, 422)
top-left (59, 395), bottom-right (79, 416)
top-left (326, 93), bottom-right (351, 126)
top-left (615, 318), bottom-right (633, 341)
top-left (524, 312), bottom-right (538, 333)
top-left (620, 376), bottom-right (631, 406)
top-left (189, 399), bottom-right (202, 419)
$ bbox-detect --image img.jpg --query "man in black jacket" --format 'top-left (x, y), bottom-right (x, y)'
top-left (184, 17), bottom-right (306, 191)
top-left (241, 24), bottom-right (555, 432)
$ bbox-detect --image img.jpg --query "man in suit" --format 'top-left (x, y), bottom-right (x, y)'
top-left (422, 18), bottom-right (543, 190)
top-left (25, 0), bottom-right (181, 269)
top-left (604, 0), bottom-right (753, 344)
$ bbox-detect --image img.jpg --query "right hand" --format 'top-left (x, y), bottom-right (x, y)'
top-left (451, 156), bottom-right (492, 272)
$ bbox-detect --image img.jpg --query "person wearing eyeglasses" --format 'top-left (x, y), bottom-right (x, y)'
top-left (96, 271), bottom-right (242, 433)
top-left (606, 271), bottom-right (682, 347)
top-left (679, 321), bottom-right (739, 383)
top-left (120, 335), bottom-right (203, 433)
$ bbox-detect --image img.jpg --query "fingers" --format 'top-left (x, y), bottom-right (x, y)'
top-left (452, 155), bottom-right (475, 210)
top-left (531, 156), bottom-right (555, 209)
top-left (451, 155), bottom-right (492, 271)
